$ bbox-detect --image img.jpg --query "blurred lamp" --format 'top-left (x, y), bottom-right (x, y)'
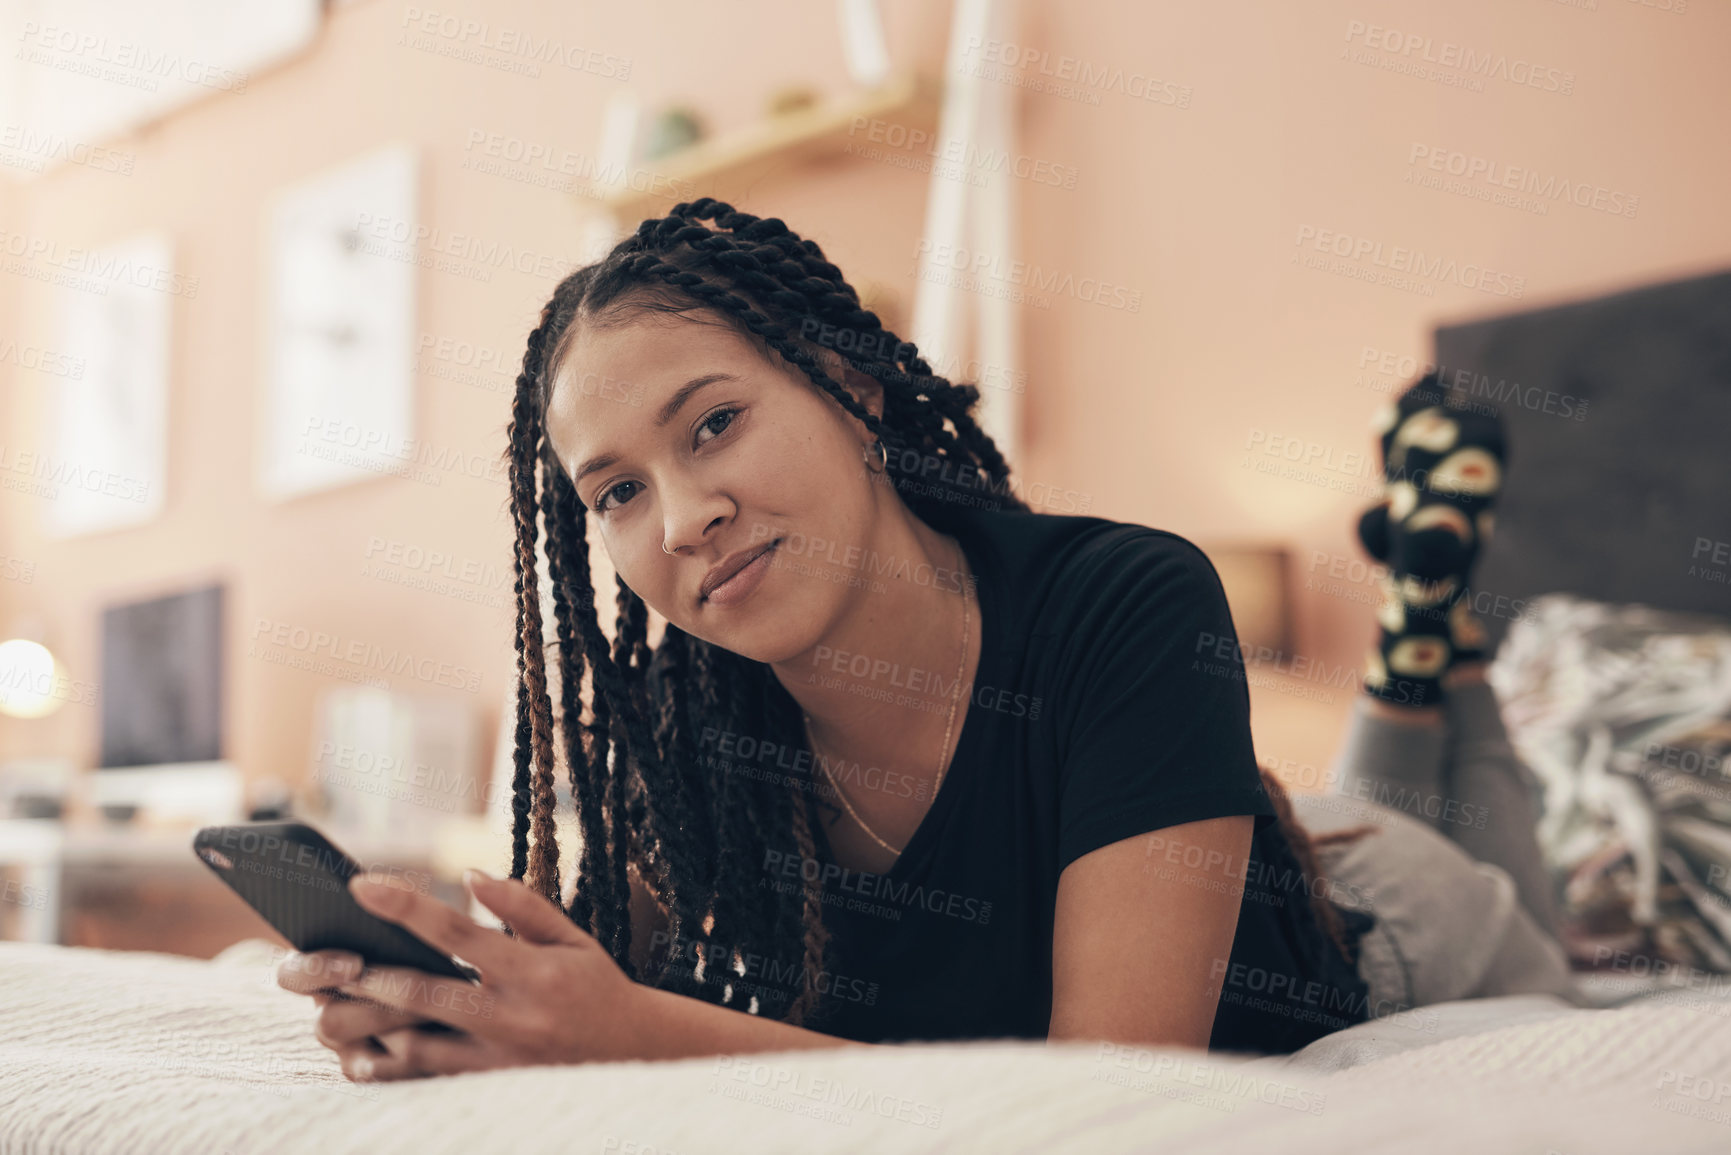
top-left (1208, 547), bottom-right (1293, 661)
top-left (0, 639), bottom-right (64, 720)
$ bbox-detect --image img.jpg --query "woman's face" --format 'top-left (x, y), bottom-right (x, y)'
top-left (544, 308), bottom-right (886, 662)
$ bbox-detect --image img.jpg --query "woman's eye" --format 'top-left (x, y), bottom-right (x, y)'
top-left (595, 480), bottom-right (639, 513)
top-left (695, 405), bottom-right (741, 447)
top-left (592, 406), bottom-right (742, 515)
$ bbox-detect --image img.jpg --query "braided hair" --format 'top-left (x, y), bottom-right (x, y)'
top-left (500, 197), bottom-right (1359, 1034)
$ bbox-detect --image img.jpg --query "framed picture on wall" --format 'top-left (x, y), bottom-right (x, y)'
top-left (3, 0), bottom-right (320, 180)
top-left (259, 142), bottom-right (418, 500)
top-left (45, 232), bottom-right (172, 539)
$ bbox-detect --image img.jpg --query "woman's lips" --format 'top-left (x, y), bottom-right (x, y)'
top-left (703, 539), bottom-right (781, 607)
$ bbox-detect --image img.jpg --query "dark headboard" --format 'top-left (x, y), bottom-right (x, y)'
top-left (1431, 269), bottom-right (1731, 647)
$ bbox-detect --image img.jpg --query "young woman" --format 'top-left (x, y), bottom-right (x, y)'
top-left (276, 202), bottom-right (1576, 1081)
top-left (1293, 373), bottom-right (1577, 1014)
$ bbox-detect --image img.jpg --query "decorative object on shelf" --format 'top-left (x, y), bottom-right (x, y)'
top-left (766, 87), bottom-right (819, 118)
top-left (0, 758), bottom-right (72, 821)
top-left (10, 796), bottom-right (62, 821)
top-left (260, 143), bottom-right (417, 500)
top-left (46, 231), bottom-right (171, 539)
top-left (576, 72), bottom-right (941, 225)
top-left (642, 106), bottom-right (706, 161)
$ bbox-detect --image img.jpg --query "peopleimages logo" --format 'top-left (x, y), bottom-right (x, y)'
top-left (699, 725), bottom-right (931, 803)
top-left (1341, 20), bottom-right (1575, 95)
top-left (0, 338), bottom-right (84, 379)
top-left (0, 228), bottom-right (199, 297)
top-left (248, 617), bottom-right (483, 693)
top-left (1293, 225), bottom-right (1525, 299)
top-left (0, 124), bottom-right (135, 176)
top-left (647, 930), bottom-right (880, 1007)
top-left (0, 442), bottom-right (151, 503)
top-left (1406, 144), bottom-right (1638, 219)
top-left (1353, 348), bottom-right (1589, 422)
top-left (845, 117), bottom-right (1080, 189)
top-left (958, 37), bottom-right (1193, 108)
top-left (352, 212), bottom-right (575, 282)
top-left (1093, 1044), bottom-right (1328, 1116)
top-left (912, 241), bottom-right (1142, 313)
top-left (14, 21), bottom-right (249, 93)
top-left (398, 8), bottom-right (632, 80)
top-left (1209, 959), bottom-right (1436, 1029)
top-left (761, 850), bottom-right (993, 925)
top-left (709, 1056), bottom-right (945, 1131)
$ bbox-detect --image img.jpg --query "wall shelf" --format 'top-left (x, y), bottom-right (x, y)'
top-left (581, 71), bottom-right (944, 223)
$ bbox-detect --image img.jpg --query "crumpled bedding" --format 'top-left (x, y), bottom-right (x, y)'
top-left (1490, 592), bottom-right (1731, 974)
top-left (4, 938), bottom-right (1731, 1154)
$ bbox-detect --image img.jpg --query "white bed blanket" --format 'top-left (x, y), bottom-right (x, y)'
top-left (4, 941), bottom-right (1731, 1154)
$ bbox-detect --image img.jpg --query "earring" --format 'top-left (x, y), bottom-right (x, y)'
top-left (863, 439), bottom-right (889, 475)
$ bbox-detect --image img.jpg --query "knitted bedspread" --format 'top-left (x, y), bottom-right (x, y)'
top-left (4, 940), bottom-right (1731, 1154)
top-left (1491, 592), bottom-right (1731, 970)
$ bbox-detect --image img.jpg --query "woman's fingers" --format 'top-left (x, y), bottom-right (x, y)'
top-left (276, 950), bottom-right (364, 996)
top-left (338, 1027), bottom-right (482, 1082)
top-left (336, 1039), bottom-right (390, 1082)
top-left (337, 962), bottom-right (498, 1034)
top-left (465, 871), bottom-right (592, 947)
top-left (346, 873), bottom-right (513, 976)
top-left (314, 994), bottom-right (428, 1050)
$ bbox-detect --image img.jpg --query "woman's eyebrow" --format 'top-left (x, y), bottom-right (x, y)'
top-left (571, 372), bottom-right (737, 487)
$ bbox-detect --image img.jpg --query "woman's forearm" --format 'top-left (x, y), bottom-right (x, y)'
top-left (627, 981), bottom-right (878, 1060)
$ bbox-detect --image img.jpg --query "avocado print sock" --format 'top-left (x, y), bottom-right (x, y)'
top-left (1356, 373), bottom-right (1507, 705)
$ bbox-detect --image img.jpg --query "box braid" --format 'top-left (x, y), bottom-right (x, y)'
top-left (500, 197), bottom-right (1359, 1031)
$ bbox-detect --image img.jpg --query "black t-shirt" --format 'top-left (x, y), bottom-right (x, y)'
top-left (796, 500), bottom-right (1373, 1054)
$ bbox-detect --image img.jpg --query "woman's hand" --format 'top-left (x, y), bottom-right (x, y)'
top-left (276, 869), bottom-right (647, 1082)
top-left (276, 949), bottom-right (434, 1051)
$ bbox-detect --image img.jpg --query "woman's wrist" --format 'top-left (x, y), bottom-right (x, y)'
top-left (624, 980), bottom-right (877, 1062)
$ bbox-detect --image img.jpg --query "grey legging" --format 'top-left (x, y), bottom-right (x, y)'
top-left (1289, 679), bottom-right (1585, 1015)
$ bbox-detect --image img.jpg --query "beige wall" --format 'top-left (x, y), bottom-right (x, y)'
top-left (1009, 0), bottom-right (1730, 772)
top-left (1, 0), bottom-right (1724, 793)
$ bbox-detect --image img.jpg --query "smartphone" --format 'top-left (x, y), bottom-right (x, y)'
top-left (193, 820), bottom-right (480, 985)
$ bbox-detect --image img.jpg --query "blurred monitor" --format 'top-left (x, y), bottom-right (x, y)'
top-left (99, 583), bottom-right (224, 767)
top-left (91, 583), bottom-right (237, 823)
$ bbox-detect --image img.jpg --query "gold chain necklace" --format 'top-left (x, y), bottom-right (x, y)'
top-left (803, 544), bottom-right (974, 857)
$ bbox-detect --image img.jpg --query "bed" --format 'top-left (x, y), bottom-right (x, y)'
top-left (4, 271), bottom-right (1729, 1153)
top-left (1434, 268), bottom-right (1731, 974)
top-left (3, 936), bottom-right (1731, 1154)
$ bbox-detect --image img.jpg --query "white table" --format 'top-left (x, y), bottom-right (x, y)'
top-left (0, 819), bottom-right (449, 946)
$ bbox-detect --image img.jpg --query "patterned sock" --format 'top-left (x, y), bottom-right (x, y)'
top-left (1356, 373), bottom-right (1506, 706)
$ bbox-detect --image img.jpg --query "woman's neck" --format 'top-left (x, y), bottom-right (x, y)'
top-left (768, 505), bottom-right (981, 794)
